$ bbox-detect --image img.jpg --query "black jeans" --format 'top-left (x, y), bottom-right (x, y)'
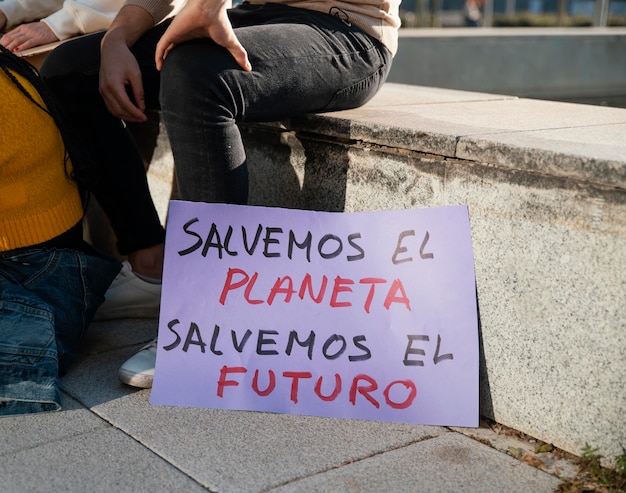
top-left (41, 27), bottom-right (168, 255)
top-left (41, 3), bottom-right (392, 208)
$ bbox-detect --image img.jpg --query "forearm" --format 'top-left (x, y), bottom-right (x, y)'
top-left (101, 4), bottom-right (154, 49)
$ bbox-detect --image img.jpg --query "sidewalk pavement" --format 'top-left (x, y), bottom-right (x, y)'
top-left (2, 316), bottom-right (577, 492)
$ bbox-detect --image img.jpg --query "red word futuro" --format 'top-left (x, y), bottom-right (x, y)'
top-left (217, 366), bottom-right (418, 410)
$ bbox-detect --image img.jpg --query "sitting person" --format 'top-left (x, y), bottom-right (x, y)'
top-left (0, 0), bottom-right (123, 52)
top-left (0, 44), bottom-right (122, 415)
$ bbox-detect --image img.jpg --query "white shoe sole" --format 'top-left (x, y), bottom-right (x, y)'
top-left (119, 368), bottom-right (154, 389)
top-left (118, 339), bottom-right (157, 389)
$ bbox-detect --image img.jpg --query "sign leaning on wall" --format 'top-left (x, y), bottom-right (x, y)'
top-left (150, 201), bottom-right (480, 427)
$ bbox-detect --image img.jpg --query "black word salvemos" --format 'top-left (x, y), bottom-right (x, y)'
top-left (163, 320), bottom-right (453, 367)
top-left (178, 218), bottom-right (433, 264)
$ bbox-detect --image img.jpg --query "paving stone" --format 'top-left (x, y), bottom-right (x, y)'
top-left (268, 432), bottom-right (562, 493)
top-left (3, 426), bottom-right (206, 493)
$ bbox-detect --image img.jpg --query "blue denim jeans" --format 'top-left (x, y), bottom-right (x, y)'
top-left (41, 3), bottom-right (392, 205)
top-left (0, 244), bottom-right (120, 416)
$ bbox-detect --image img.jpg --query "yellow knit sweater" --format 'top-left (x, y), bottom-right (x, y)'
top-left (0, 69), bottom-right (84, 252)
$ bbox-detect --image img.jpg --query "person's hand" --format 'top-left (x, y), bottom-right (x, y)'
top-left (96, 6), bottom-right (154, 122)
top-left (155, 0), bottom-right (251, 72)
top-left (99, 34), bottom-right (148, 123)
top-left (0, 22), bottom-right (59, 52)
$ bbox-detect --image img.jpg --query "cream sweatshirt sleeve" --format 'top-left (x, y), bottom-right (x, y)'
top-left (1, 0), bottom-right (64, 28)
top-left (123, 0), bottom-right (177, 25)
top-left (40, 0), bottom-right (124, 39)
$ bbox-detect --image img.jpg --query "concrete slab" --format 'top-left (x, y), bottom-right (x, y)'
top-left (115, 402), bottom-right (445, 492)
top-left (65, 356), bottom-right (448, 492)
top-left (60, 338), bottom-right (155, 407)
top-left (3, 426), bottom-right (206, 493)
top-left (0, 394), bottom-right (105, 455)
top-left (387, 97), bottom-right (626, 132)
top-left (269, 432), bottom-right (562, 493)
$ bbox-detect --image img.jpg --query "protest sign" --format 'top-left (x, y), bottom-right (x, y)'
top-left (150, 202), bottom-right (479, 427)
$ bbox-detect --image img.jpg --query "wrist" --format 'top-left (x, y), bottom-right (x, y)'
top-left (101, 25), bottom-right (131, 50)
top-left (102, 5), bottom-right (153, 49)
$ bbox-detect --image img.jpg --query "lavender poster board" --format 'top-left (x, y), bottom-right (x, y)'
top-left (150, 201), bottom-right (479, 427)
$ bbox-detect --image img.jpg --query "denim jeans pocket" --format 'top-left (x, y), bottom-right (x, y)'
top-left (0, 296), bottom-right (60, 416)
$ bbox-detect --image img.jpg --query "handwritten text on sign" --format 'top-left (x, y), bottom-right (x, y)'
top-left (150, 202), bottom-right (479, 427)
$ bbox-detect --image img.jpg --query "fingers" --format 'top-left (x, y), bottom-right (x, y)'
top-left (212, 14), bottom-right (252, 72)
top-left (0, 28), bottom-right (21, 50)
top-left (156, 37), bottom-right (251, 73)
top-left (0, 22), bottom-right (58, 52)
top-left (155, 39), bottom-right (174, 71)
top-left (228, 43), bottom-right (251, 72)
top-left (154, 16), bottom-right (252, 73)
top-left (99, 49), bottom-right (147, 122)
top-left (99, 78), bottom-right (147, 123)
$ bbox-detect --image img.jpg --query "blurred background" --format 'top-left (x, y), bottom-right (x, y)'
top-left (386, 0), bottom-right (626, 108)
top-left (400, 0), bottom-right (626, 28)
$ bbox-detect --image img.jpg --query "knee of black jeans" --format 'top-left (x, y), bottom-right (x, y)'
top-left (159, 45), bottom-right (204, 109)
top-left (40, 32), bottom-right (103, 82)
top-left (160, 40), bottom-right (244, 120)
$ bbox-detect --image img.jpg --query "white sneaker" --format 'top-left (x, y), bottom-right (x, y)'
top-left (119, 339), bottom-right (157, 389)
top-left (95, 261), bottom-right (161, 320)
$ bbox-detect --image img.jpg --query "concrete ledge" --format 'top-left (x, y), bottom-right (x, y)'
top-left (288, 84), bottom-right (626, 188)
top-left (146, 82), bottom-right (626, 461)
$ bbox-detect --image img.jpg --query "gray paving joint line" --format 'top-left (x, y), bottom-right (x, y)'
top-left (0, 424), bottom-right (103, 459)
top-left (341, 123), bottom-right (626, 176)
top-left (400, 138), bottom-right (626, 192)
top-left (448, 143), bottom-right (626, 191)
top-left (348, 135), bottom-right (625, 192)
top-left (58, 388), bottom-right (213, 492)
top-left (375, 96), bottom-right (521, 107)
top-left (453, 120), bottom-right (626, 138)
top-left (258, 432), bottom-right (448, 493)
